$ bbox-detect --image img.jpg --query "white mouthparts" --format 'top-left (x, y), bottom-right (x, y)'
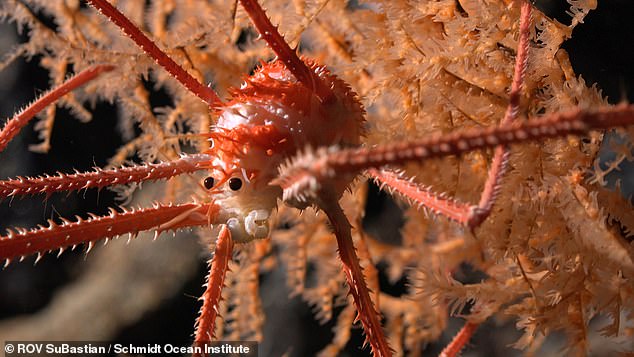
top-left (245, 209), bottom-right (270, 239)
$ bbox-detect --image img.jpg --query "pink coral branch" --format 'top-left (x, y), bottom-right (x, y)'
top-left (0, 202), bottom-right (216, 264)
top-left (238, 0), bottom-right (334, 103)
top-left (86, 0), bottom-right (222, 107)
top-left (194, 225), bottom-right (234, 345)
top-left (0, 153), bottom-right (211, 199)
top-left (0, 64), bottom-right (114, 153)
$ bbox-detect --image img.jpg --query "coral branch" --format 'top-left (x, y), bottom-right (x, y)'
top-left (439, 322), bottom-right (479, 357)
top-left (0, 64), bottom-right (114, 153)
top-left (238, 0), bottom-right (333, 103)
top-left (275, 104), bottom-right (634, 202)
top-left (0, 202), bottom-right (216, 264)
top-left (86, 0), bottom-right (222, 107)
top-left (0, 154), bottom-right (211, 199)
top-left (194, 225), bottom-right (234, 345)
top-left (318, 194), bottom-right (392, 357)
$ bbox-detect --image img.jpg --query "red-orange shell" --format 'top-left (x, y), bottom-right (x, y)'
top-left (205, 58), bottom-right (365, 183)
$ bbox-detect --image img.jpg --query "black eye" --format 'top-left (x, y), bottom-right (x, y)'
top-left (203, 177), bottom-right (215, 190)
top-left (228, 177), bottom-right (243, 191)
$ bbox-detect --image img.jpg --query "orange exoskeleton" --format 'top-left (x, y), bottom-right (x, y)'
top-left (206, 58), bottom-right (364, 242)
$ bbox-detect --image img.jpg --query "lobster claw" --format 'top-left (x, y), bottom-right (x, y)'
top-left (224, 209), bottom-right (271, 243)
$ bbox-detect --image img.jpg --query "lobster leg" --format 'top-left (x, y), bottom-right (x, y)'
top-left (368, 3), bottom-right (530, 355)
top-left (237, 0), bottom-right (333, 103)
top-left (318, 193), bottom-right (392, 357)
top-left (275, 103), bottom-right (634, 205)
top-left (0, 202), bottom-right (217, 265)
top-left (0, 64), bottom-right (114, 154)
top-left (86, 0), bottom-right (222, 107)
top-left (0, 153), bottom-right (211, 199)
top-left (366, 0), bottom-right (531, 229)
top-left (365, 168), bottom-right (474, 226)
top-left (194, 225), bottom-right (234, 344)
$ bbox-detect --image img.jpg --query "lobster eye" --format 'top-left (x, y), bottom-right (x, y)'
top-left (203, 177), bottom-right (215, 190)
top-left (228, 177), bottom-right (243, 191)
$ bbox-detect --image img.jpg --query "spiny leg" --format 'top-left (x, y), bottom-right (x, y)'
top-left (275, 103), bottom-right (634, 204)
top-left (439, 322), bottom-right (479, 357)
top-left (431, 2), bottom-right (530, 353)
top-left (317, 192), bottom-right (392, 357)
top-left (235, 1), bottom-right (390, 353)
top-left (0, 153), bottom-right (211, 199)
top-left (469, 0), bottom-right (532, 228)
top-left (237, 0), bottom-right (333, 103)
top-left (368, 0), bottom-right (532, 230)
top-left (0, 64), bottom-right (114, 153)
top-left (0, 202), bottom-right (216, 265)
top-left (86, 0), bottom-right (222, 107)
top-left (365, 168), bottom-right (474, 225)
top-left (194, 225), bottom-right (234, 345)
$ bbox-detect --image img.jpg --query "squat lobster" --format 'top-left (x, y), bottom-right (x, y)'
top-left (1, 0), bottom-right (633, 355)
